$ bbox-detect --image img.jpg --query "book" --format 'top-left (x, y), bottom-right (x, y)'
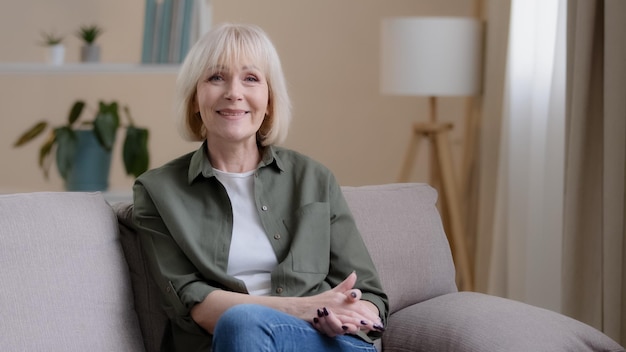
top-left (141, 0), bottom-right (207, 63)
top-left (150, 0), bottom-right (164, 63)
top-left (178, 0), bottom-right (195, 62)
top-left (140, 0), bottom-right (156, 63)
top-left (168, 0), bottom-right (185, 63)
top-left (157, 0), bottom-right (173, 63)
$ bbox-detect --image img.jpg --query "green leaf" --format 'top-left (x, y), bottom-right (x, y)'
top-left (68, 101), bottom-right (85, 126)
top-left (93, 101), bottom-right (119, 151)
top-left (40, 31), bottom-right (64, 46)
top-left (77, 25), bottom-right (103, 44)
top-left (123, 126), bottom-right (149, 178)
top-left (54, 127), bottom-right (76, 181)
top-left (13, 121), bottom-right (48, 147)
top-left (39, 130), bottom-right (56, 179)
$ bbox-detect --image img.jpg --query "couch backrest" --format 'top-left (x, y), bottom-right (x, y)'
top-left (0, 192), bottom-right (145, 352)
top-left (341, 183), bottom-right (458, 313)
top-left (114, 183), bottom-right (458, 351)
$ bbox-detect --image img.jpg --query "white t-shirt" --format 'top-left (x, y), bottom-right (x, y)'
top-left (213, 168), bottom-right (278, 296)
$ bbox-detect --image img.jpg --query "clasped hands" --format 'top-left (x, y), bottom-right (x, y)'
top-left (308, 272), bottom-right (384, 337)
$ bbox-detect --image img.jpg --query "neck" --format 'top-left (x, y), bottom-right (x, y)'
top-left (206, 139), bottom-right (262, 173)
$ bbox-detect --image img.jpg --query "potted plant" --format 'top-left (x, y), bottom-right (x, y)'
top-left (13, 100), bottom-right (150, 191)
top-left (40, 31), bottom-right (65, 65)
top-left (76, 24), bottom-right (103, 62)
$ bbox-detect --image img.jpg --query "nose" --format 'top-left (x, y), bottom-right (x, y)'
top-left (224, 80), bottom-right (243, 100)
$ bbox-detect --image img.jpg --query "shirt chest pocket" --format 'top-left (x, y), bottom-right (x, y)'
top-left (283, 202), bottom-right (331, 274)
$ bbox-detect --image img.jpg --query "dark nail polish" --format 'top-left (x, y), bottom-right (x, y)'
top-left (350, 291), bottom-right (357, 298)
top-left (361, 320), bottom-right (368, 325)
top-left (323, 307), bottom-right (329, 316)
top-left (317, 309), bottom-right (323, 317)
top-left (342, 325), bottom-right (348, 331)
top-left (313, 317), bottom-right (319, 323)
top-left (373, 324), bottom-right (386, 332)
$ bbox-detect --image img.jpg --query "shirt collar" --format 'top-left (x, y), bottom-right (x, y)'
top-left (188, 141), bottom-right (284, 184)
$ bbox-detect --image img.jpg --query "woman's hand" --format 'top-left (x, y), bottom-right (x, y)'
top-left (191, 271), bottom-right (383, 336)
top-left (308, 272), bottom-right (384, 337)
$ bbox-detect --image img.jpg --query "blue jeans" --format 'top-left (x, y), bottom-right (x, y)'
top-left (212, 304), bottom-right (378, 352)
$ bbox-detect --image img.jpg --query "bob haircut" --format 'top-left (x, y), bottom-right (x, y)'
top-left (174, 23), bottom-right (292, 146)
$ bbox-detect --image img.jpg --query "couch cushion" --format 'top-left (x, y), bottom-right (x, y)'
top-left (0, 192), bottom-right (144, 352)
top-left (384, 291), bottom-right (624, 352)
top-left (342, 183), bottom-right (458, 314)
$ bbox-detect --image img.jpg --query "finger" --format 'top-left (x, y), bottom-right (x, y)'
top-left (313, 314), bottom-right (338, 337)
top-left (358, 316), bottom-right (385, 333)
top-left (312, 308), bottom-right (337, 337)
top-left (353, 300), bottom-right (384, 329)
top-left (344, 289), bottom-right (362, 303)
top-left (332, 271), bottom-right (357, 293)
top-left (338, 298), bottom-right (380, 327)
top-left (340, 322), bottom-right (360, 335)
top-left (335, 313), bottom-right (377, 333)
top-left (316, 307), bottom-right (347, 337)
top-left (336, 309), bottom-right (384, 333)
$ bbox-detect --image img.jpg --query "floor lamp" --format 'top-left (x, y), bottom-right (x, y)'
top-left (380, 17), bottom-right (482, 291)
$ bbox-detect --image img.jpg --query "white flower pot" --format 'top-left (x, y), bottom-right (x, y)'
top-left (46, 44), bottom-right (65, 65)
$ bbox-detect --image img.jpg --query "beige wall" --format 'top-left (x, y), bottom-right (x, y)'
top-left (0, 0), bottom-right (474, 192)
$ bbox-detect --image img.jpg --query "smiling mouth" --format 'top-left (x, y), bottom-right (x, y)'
top-left (217, 110), bottom-right (249, 116)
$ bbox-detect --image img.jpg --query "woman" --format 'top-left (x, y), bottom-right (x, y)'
top-left (132, 23), bottom-right (388, 352)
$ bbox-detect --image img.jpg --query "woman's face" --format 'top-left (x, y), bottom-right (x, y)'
top-left (195, 60), bottom-right (269, 146)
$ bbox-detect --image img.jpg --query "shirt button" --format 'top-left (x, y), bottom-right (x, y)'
top-left (274, 233), bottom-right (281, 240)
top-left (276, 287), bottom-right (283, 294)
top-left (261, 205), bottom-right (268, 211)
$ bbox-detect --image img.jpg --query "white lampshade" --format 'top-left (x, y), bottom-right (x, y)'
top-left (380, 17), bottom-right (482, 96)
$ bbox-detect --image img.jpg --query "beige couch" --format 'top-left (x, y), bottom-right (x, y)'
top-left (1, 184), bottom-right (623, 351)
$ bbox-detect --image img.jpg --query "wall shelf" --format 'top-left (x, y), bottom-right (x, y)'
top-left (0, 63), bottom-right (180, 75)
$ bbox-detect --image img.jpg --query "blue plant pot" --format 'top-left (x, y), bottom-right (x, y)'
top-left (65, 130), bottom-right (113, 192)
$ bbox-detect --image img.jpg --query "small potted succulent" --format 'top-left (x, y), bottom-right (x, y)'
top-left (14, 100), bottom-right (150, 191)
top-left (40, 31), bottom-right (65, 65)
top-left (76, 24), bottom-right (103, 62)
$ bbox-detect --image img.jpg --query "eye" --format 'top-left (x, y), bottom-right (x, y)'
top-left (207, 73), bottom-right (224, 82)
top-left (244, 75), bottom-right (259, 82)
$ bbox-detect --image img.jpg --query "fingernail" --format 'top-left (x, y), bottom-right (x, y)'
top-left (350, 292), bottom-right (357, 298)
top-left (361, 320), bottom-right (368, 325)
top-left (313, 317), bottom-right (319, 323)
top-left (323, 307), bottom-right (329, 316)
top-left (373, 324), bottom-right (386, 332)
top-left (317, 309), bottom-right (323, 318)
top-left (342, 325), bottom-right (348, 331)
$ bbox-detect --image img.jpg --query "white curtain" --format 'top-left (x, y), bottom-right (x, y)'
top-left (486, 0), bottom-right (567, 312)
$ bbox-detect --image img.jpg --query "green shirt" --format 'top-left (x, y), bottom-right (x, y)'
top-left (132, 143), bottom-right (388, 351)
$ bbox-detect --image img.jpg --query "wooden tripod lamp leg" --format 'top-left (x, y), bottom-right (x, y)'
top-left (435, 129), bottom-right (474, 291)
top-left (397, 96), bottom-right (474, 291)
top-left (398, 127), bottom-right (423, 183)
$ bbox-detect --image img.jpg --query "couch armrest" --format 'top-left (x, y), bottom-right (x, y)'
top-left (0, 192), bottom-right (144, 351)
top-left (383, 292), bottom-right (623, 352)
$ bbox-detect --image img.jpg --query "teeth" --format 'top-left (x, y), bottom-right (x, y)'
top-left (219, 111), bottom-right (246, 116)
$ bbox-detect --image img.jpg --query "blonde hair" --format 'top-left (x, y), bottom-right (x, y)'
top-left (174, 23), bottom-right (291, 146)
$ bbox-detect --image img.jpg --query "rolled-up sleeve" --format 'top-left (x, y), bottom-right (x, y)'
top-left (132, 182), bottom-right (217, 333)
